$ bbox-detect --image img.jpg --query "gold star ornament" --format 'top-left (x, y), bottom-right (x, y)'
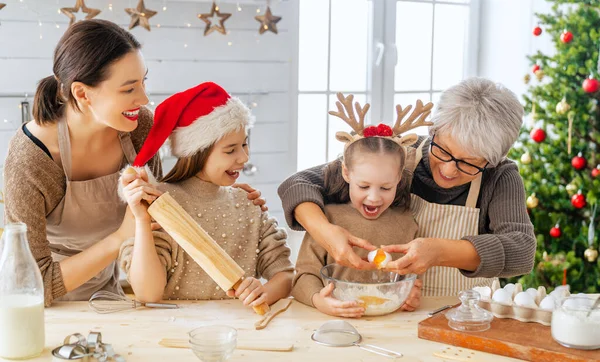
top-left (255, 6), bottom-right (281, 35)
top-left (125, 0), bottom-right (158, 32)
top-left (198, 2), bottom-right (231, 36)
top-left (60, 0), bottom-right (101, 27)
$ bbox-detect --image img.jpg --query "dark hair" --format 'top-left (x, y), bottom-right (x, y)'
top-left (161, 146), bottom-right (215, 183)
top-left (33, 20), bottom-right (141, 124)
top-left (323, 137), bottom-right (412, 211)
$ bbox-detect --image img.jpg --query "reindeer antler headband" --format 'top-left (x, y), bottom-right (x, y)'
top-left (329, 92), bottom-right (434, 149)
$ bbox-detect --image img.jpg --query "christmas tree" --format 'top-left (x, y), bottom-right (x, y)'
top-left (508, 0), bottom-right (600, 293)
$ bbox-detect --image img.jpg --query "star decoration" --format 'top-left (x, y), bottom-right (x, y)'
top-left (198, 1), bottom-right (231, 36)
top-left (60, 0), bottom-right (101, 27)
top-left (125, 0), bottom-right (158, 32)
top-left (255, 6), bottom-right (281, 35)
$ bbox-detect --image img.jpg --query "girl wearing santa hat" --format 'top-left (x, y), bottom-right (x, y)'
top-left (118, 82), bottom-right (294, 307)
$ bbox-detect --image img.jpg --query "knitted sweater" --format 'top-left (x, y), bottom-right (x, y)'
top-left (3, 107), bottom-right (162, 306)
top-left (292, 203), bottom-right (418, 307)
top-left (119, 177), bottom-right (294, 300)
top-left (278, 136), bottom-right (536, 279)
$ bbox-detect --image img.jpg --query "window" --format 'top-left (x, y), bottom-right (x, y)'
top-left (296, 0), bottom-right (479, 171)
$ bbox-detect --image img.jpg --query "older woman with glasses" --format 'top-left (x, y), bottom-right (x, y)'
top-left (278, 77), bottom-right (535, 296)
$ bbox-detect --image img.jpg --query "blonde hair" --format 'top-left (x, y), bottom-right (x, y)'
top-left (161, 145), bottom-right (215, 183)
top-left (323, 137), bottom-right (412, 211)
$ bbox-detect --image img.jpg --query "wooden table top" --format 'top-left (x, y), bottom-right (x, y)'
top-left (3, 296), bottom-right (526, 362)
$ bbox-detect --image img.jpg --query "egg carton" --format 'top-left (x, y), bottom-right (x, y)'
top-left (476, 280), bottom-right (569, 326)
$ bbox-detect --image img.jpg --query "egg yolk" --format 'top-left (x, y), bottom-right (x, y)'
top-left (373, 249), bottom-right (387, 268)
top-left (358, 296), bottom-right (390, 306)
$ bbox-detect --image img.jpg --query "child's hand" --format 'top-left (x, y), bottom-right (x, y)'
top-left (226, 277), bottom-right (268, 308)
top-left (232, 183), bottom-right (268, 212)
top-left (312, 283), bottom-right (365, 318)
top-left (121, 169), bottom-right (162, 221)
top-left (401, 278), bottom-right (422, 312)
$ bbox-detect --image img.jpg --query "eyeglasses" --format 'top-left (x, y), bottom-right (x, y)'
top-left (430, 135), bottom-right (488, 176)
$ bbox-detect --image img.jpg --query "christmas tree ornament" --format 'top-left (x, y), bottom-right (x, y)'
top-left (571, 152), bottom-right (587, 170)
top-left (566, 182), bottom-right (578, 196)
top-left (535, 69), bottom-right (545, 81)
top-left (592, 165), bottom-right (600, 178)
top-left (524, 74), bottom-right (531, 84)
top-left (571, 190), bottom-right (586, 209)
top-left (125, 0), bottom-right (157, 31)
top-left (567, 113), bottom-right (574, 155)
top-left (530, 128), bottom-right (546, 143)
top-left (560, 30), bottom-right (573, 43)
top-left (555, 97), bottom-right (570, 114)
top-left (550, 223), bottom-right (562, 238)
top-left (255, 1), bottom-right (282, 35)
top-left (585, 247), bottom-right (598, 262)
top-left (583, 76), bottom-right (599, 93)
top-left (60, 0), bottom-right (101, 26)
top-left (542, 251), bottom-right (550, 261)
top-left (584, 204), bottom-right (598, 262)
top-left (532, 64), bottom-right (541, 74)
top-left (520, 152), bottom-right (532, 165)
top-left (526, 193), bottom-right (539, 209)
top-left (533, 25), bottom-right (542, 36)
top-left (198, 1), bottom-right (232, 36)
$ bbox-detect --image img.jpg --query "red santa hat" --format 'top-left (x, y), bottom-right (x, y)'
top-left (133, 81), bottom-right (253, 167)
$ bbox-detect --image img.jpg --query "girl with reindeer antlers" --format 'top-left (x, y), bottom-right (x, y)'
top-left (291, 92), bottom-right (431, 317)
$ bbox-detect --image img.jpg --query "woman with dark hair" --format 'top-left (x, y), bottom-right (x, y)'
top-left (3, 20), bottom-right (265, 306)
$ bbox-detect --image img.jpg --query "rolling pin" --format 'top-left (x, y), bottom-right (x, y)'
top-left (123, 167), bottom-right (270, 315)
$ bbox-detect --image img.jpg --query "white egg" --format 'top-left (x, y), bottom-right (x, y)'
top-left (472, 286), bottom-right (492, 300)
top-left (503, 283), bottom-right (516, 296)
top-left (539, 295), bottom-right (556, 311)
top-left (525, 288), bottom-right (538, 300)
top-left (514, 292), bottom-right (537, 308)
top-left (492, 288), bottom-right (513, 305)
top-left (549, 286), bottom-right (570, 300)
top-left (563, 297), bottom-right (582, 309)
top-left (367, 249), bottom-right (391, 269)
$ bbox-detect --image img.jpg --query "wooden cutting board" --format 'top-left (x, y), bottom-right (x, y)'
top-left (418, 309), bottom-right (600, 362)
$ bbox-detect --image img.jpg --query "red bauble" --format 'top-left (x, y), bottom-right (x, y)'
top-left (533, 26), bottom-right (542, 36)
top-left (550, 225), bottom-right (562, 238)
top-left (571, 152), bottom-right (587, 170)
top-left (583, 77), bottom-right (600, 93)
top-left (571, 192), bottom-right (586, 209)
top-left (560, 30), bottom-right (573, 43)
top-left (592, 166), bottom-right (600, 178)
top-left (532, 64), bottom-right (541, 74)
top-left (530, 128), bottom-right (546, 143)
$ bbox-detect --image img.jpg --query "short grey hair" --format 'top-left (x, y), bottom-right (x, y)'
top-left (428, 77), bottom-right (523, 167)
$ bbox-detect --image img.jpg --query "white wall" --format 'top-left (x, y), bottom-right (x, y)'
top-left (477, 0), bottom-right (554, 98)
top-left (0, 0), bottom-right (300, 255)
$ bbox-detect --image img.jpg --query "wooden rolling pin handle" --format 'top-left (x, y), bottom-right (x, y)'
top-left (232, 278), bottom-right (271, 316)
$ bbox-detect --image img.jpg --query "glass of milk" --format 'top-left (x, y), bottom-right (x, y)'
top-left (551, 295), bottom-right (600, 350)
top-left (0, 223), bottom-right (45, 359)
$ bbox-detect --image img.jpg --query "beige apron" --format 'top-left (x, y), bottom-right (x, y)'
top-left (410, 140), bottom-right (496, 297)
top-left (46, 119), bottom-right (137, 301)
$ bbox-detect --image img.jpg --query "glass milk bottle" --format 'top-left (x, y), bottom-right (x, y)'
top-left (0, 223), bottom-right (45, 359)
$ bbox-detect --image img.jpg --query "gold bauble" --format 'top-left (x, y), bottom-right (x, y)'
top-left (566, 183), bottom-right (578, 196)
top-left (520, 152), bottom-right (532, 165)
top-left (526, 193), bottom-right (539, 209)
top-left (535, 69), bottom-right (545, 81)
top-left (555, 98), bottom-right (571, 115)
top-left (584, 247), bottom-right (598, 263)
top-left (524, 74), bottom-right (531, 84)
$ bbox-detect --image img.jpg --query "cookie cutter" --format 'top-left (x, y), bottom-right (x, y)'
top-left (52, 332), bottom-right (125, 362)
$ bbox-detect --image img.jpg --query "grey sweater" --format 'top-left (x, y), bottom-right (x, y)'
top-left (278, 137), bottom-right (536, 279)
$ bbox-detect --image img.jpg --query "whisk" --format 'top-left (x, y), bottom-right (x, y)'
top-left (89, 291), bottom-right (178, 314)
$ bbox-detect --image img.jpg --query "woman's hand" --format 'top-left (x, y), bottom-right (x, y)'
top-left (121, 168), bottom-right (162, 221)
top-left (312, 283), bottom-right (365, 318)
top-left (232, 183), bottom-right (268, 211)
top-left (382, 238), bottom-right (441, 275)
top-left (320, 224), bottom-right (376, 270)
top-left (226, 277), bottom-right (268, 308)
top-left (400, 278), bottom-right (422, 312)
